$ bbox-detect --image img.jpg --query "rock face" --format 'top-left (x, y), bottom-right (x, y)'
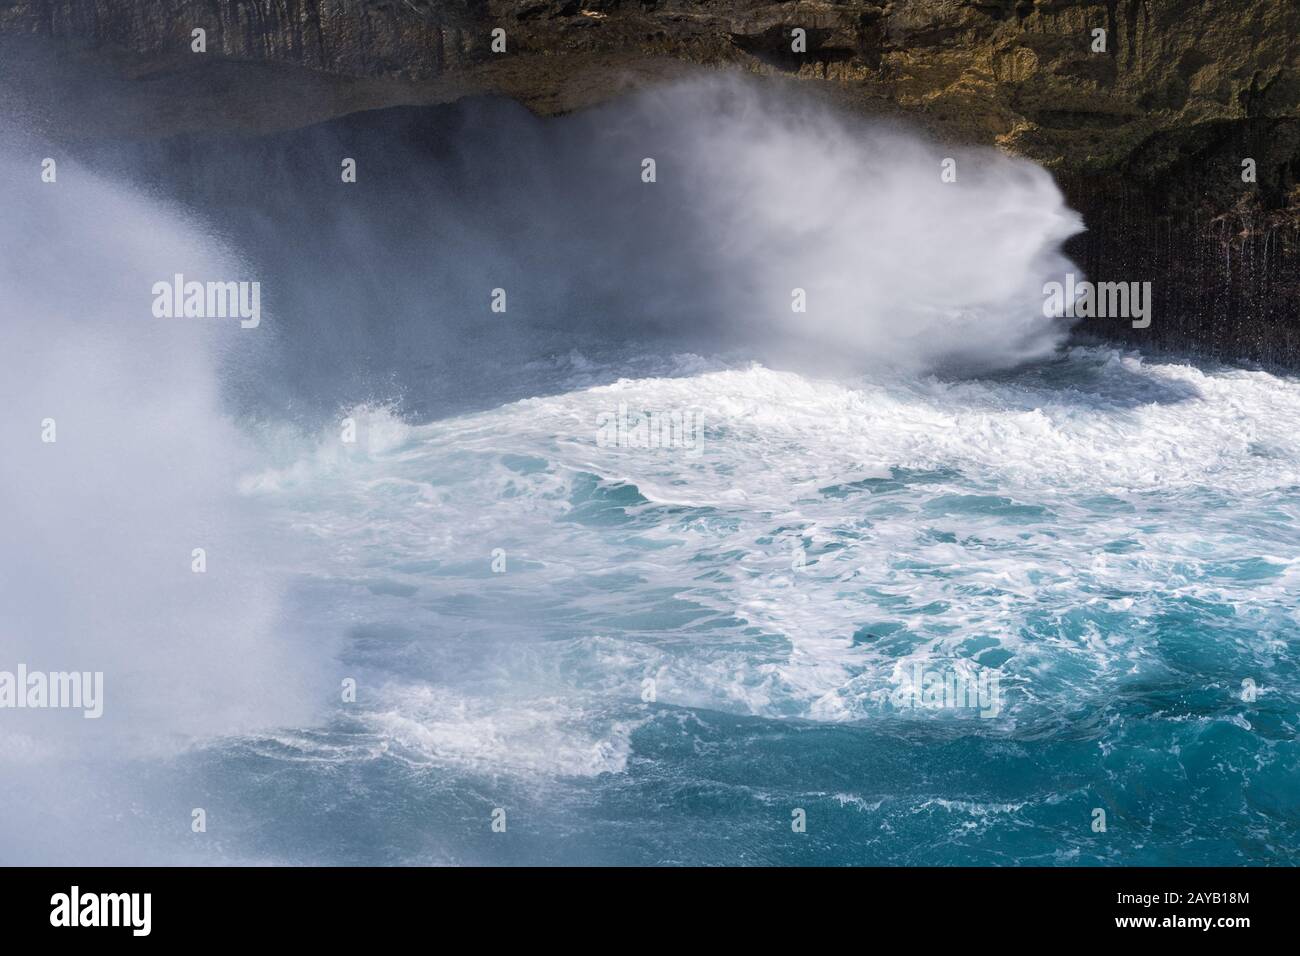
top-left (3, 0), bottom-right (1298, 362)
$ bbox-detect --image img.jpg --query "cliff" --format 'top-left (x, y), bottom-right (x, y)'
top-left (3, 0), bottom-right (1297, 362)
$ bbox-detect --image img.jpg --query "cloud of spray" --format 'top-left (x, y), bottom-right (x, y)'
top-left (628, 78), bottom-right (1085, 372)
top-left (76, 76), bottom-right (1084, 424)
top-left (0, 146), bottom-right (333, 760)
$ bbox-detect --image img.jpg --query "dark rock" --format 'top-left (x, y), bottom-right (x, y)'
top-left (2, 0), bottom-right (1297, 363)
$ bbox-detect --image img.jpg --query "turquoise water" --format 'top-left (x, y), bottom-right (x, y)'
top-left (160, 345), bottom-right (1298, 865)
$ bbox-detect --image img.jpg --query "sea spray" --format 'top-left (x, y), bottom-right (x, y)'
top-left (621, 77), bottom-right (1086, 372)
top-left (69, 77), bottom-right (1086, 427)
top-left (0, 147), bottom-right (332, 749)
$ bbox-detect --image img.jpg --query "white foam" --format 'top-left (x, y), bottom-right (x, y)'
top-left (362, 684), bottom-right (640, 777)
top-left (244, 348), bottom-right (1300, 734)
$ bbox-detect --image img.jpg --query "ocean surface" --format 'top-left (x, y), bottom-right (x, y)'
top-left (167, 346), bottom-right (1300, 865)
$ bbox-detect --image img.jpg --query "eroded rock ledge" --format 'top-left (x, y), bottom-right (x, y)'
top-left (3, 0), bottom-right (1298, 362)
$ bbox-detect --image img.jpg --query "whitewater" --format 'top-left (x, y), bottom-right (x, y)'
top-left (200, 346), bottom-right (1296, 865)
top-left (1, 78), bottom-right (1297, 865)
